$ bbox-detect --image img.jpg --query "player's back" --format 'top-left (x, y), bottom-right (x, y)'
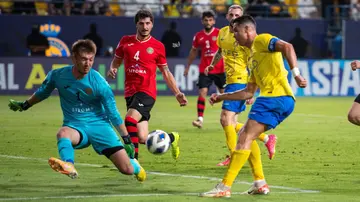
top-left (43, 66), bottom-right (110, 124)
top-left (249, 33), bottom-right (294, 99)
top-left (193, 28), bottom-right (224, 74)
top-left (115, 35), bottom-right (166, 99)
top-left (217, 26), bottom-right (248, 84)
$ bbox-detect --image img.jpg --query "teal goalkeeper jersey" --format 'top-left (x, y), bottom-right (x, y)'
top-left (35, 65), bottom-right (123, 126)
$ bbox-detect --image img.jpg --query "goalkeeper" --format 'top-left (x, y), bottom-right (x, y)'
top-left (8, 39), bottom-right (146, 182)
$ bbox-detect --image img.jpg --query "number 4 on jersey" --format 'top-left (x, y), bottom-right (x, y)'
top-left (134, 51), bottom-right (140, 61)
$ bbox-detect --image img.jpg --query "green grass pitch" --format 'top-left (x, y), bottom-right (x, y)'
top-left (1, 96), bottom-right (360, 202)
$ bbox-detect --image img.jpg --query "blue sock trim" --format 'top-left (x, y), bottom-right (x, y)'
top-left (57, 138), bottom-right (75, 164)
top-left (130, 159), bottom-right (140, 175)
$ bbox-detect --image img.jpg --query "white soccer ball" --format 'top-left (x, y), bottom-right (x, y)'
top-left (146, 130), bottom-right (171, 155)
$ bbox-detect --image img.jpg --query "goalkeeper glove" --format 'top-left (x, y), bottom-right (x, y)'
top-left (121, 135), bottom-right (135, 159)
top-left (8, 99), bottom-right (31, 112)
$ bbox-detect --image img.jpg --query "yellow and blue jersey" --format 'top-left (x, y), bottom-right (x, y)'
top-left (248, 33), bottom-right (295, 100)
top-left (217, 26), bottom-right (249, 84)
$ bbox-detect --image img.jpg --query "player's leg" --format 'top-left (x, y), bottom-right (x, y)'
top-left (48, 125), bottom-right (89, 179)
top-left (193, 74), bottom-right (212, 128)
top-left (348, 94), bottom-right (360, 125)
top-left (200, 119), bottom-right (267, 197)
top-left (137, 121), bottom-right (180, 160)
top-left (88, 122), bottom-right (146, 181)
top-left (217, 84), bottom-right (246, 166)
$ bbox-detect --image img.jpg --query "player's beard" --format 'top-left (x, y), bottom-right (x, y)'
top-left (204, 25), bottom-right (213, 32)
top-left (138, 30), bottom-right (150, 39)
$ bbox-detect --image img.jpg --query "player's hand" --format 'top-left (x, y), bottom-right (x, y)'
top-left (8, 99), bottom-right (27, 112)
top-left (351, 60), bottom-right (360, 71)
top-left (295, 75), bottom-right (307, 88)
top-left (209, 93), bottom-right (222, 105)
top-left (107, 67), bottom-right (118, 79)
top-left (176, 92), bottom-right (188, 107)
top-left (204, 65), bottom-right (214, 76)
top-left (246, 97), bottom-right (255, 105)
top-left (121, 135), bottom-right (135, 159)
top-left (183, 67), bottom-right (190, 77)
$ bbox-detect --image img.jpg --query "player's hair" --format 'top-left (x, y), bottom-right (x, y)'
top-left (228, 4), bottom-right (243, 12)
top-left (202, 10), bottom-right (216, 19)
top-left (71, 39), bottom-right (97, 55)
top-left (134, 9), bottom-right (154, 24)
top-left (232, 15), bottom-right (257, 28)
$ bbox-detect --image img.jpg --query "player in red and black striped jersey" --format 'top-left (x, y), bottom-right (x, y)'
top-left (184, 10), bottom-right (225, 129)
top-left (108, 9), bottom-right (188, 160)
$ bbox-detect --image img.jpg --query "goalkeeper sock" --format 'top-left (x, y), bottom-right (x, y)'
top-left (222, 149), bottom-right (251, 187)
top-left (129, 159), bottom-right (140, 174)
top-left (223, 125), bottom-right (237, 153)
top-left (248, 141), bottom-right (265, 181)
top-left (125, 116), bottom-right (139, 159)
top-left (57, 138), bottom-right (74, 164)
top-left (197, 96), bottom-right (205, 118)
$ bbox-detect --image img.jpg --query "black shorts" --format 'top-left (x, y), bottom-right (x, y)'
top-left (197, 73), bottom-right (226, 89)
top-left (355, 94), bottom-right (360, 103)
top-left (125, 92), bottom-right (155, 122)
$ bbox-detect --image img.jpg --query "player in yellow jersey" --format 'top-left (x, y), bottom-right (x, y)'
top-left (200, 15), bottom-right (307, 198)
top-left (205, 5), bottom-right (277, 166)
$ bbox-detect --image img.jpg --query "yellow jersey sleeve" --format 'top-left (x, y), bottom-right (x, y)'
top-left (250, 33), bottom-right (295, 99)
top-left (217, 26), bottom-right (249, 84)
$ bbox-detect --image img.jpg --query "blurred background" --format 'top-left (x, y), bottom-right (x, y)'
top-left (0, 0), bottom-right (359, 97)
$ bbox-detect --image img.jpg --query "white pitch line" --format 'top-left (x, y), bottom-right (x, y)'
top-left (294, 113), bottom-right (344, 119)
top-left (0, 154), bottom-right (320, 194)
top-left (0, 191), bottom-right (319, 201)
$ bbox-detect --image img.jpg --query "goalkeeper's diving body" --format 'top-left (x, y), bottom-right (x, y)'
top-left (8, 39), bottom-right (146, 182)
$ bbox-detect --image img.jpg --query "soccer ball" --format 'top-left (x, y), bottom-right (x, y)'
top-left (146, 130), bottom-right (171, 155)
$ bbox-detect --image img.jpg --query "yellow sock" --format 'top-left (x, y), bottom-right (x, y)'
top-left (248, 141), bottom-right (265, 181)
top-left (258, 133), bottom-right (267, 142)
top-left (235, 123), bottom-right (243, 133)
top-left (223, 125), bottom-right (237, 153)
top-left (222, 150), bottom-right (251, 187)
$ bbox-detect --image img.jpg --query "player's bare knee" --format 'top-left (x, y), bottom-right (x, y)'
top-left (56, 128), bottom-right (71, 139)
top-left (220, 114), bottom-right (232, 126)
top-left (348, 112), bottom-right (360, 125)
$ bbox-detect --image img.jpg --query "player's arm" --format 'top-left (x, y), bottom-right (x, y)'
top-left (205, 48), bottom-right (222, 75)
top-left (351, 60), bottom-right (360, 71)
top-left (159, 65), bottom-right (188, 106)
top-left (184, 47), bottom-right (197, 76)
top-left (99, 84), bottom-right (135, 158)
top-left (274, 39), bottom-right (307, 88)
top-left (209, 82), bottom-right (258, 105)
top-left (8, 71), bottom-right (55, 112)
top-left (108, 38), bottom-right (125, 79)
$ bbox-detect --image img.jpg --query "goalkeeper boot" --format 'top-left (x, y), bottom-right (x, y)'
top-left (133, 159), bottom-right (146, 182)
top-left (247, 183), bottom-right (270, 195)
top-left (48, 157), bottom-right (78, 179)
top-left (192, 119), bottom-right (203, 129)
top-left (199, 183), bottom-right (231, 198)
top-left (170, 132), bottom-right (180, 160)
top-left (265, 134), bottom-right (277, 160)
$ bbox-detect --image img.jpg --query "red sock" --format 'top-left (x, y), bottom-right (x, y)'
top-left (197, 96), bottom-right (205, 118)
top-left (125, 116), bottom-right (139, 159)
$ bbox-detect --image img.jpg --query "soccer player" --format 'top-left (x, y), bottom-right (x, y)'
top-left (107, 9), bottom-right (188, 160)
top-left (8, 39), bottom-right (146, 181)
top-left (184, 10), bottom-right (225, 129)
top-left (348, 60), bottom-right (360, 125)
top-left (204, 5), bottom-right (276, 166)
top-left (200, 15), bottom-right (307, 197)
